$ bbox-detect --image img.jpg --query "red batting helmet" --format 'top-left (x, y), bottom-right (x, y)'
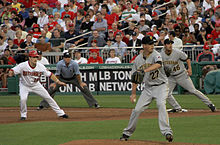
top-left (29, 50), bottom-right (39, 57)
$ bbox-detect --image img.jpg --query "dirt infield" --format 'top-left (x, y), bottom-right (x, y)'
top-left (0, 107), bottom-right (219, 145)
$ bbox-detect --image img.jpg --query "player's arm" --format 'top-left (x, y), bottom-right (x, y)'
top-left (186, 59), bottom-right (192, 76)
top-left (50, 73), bottom-right (66, 86)
top-left (143, 61), bottom-right (162, 72)
top-left (130, 83), bottom-right (138, 104)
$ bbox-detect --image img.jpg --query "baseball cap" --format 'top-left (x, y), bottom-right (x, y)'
top-left (176, 16), bottom-right (182, 21)
top-left (190, 16), bottom-right (195, 19)
top-left (20, 4), bottom-right (25, 8)
top-left (69, 23), bottom-right (74, 27)
top-left (91, 39), bottom-right (97, 43)
top-left (152, 12), bottom-right (158, 17)
top-left (64, 4), bottom-right (69, 7)
top-left (164, 39), bottom-right (174, 44)
top-left (200, 27), bottom-right (206, 31)
top-left (203, 44), bottom-right (210, 50)
top-left (29, 50), bottom-right (39, 57)
top-left (63, 50), bottom-right (71, 58)
top-left (37, 50), bottom-right (42, 55)
top-left (142, 36), bottom-right (155, 45)
top-left (49, 15), bottom-right (54, 18)
top-left (207, 34), bottom-right (212, 39)
top-left (33, 24), bottom-right (39, 28)
top-left (131, 31), bottom-right (137, 36)
top-left (146, 32), bottom-right (154, 37)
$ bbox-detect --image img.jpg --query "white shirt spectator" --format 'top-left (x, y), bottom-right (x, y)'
top-left (187, 1), bottom-right (196, 16)
top-left (131, 13), bottom-right (152, 22)
top-left (37, 15), bottom-right (49, 28)
top-left (0, 42), bottom-right (8, 53)
top-left (108, 3), bottom-right (116, 12)
top-left (38, 57), bottom-right (49, 65)
top-left (75, 57), bottom-right (88, 64)
top-left (105, 57), bottom-right (121, 64)
top-left (121, 9), bottom-right (136, 21)
top-left (173, 37), bottom-right (183, 50)
top-left (59, 0), bottom-right (68, 7)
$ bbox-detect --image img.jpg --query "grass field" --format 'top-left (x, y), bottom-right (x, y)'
top-left (0, 94), bottom-right (220, 145)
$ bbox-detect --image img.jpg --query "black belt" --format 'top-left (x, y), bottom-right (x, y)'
top-left (151, 82), bottom-right (165, 86)
top-left (60, 76), bottom-right (75, 81)
top-left (172, 71), bottom-right (184, 77)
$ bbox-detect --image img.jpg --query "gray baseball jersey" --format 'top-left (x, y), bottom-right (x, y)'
top-left (161, 48), bottom-right (213, 110)
top-left (123, 49), bottom-right (173, 137)
top-left (132, 50), bottom-right (168, 86)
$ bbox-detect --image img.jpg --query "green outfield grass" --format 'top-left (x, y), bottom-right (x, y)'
top-left (0, 94), bottom-right (219, 109)
top-left (0, 94), bottom-right (220, 145)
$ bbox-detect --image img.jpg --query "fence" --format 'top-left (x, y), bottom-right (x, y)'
top-left (42, 45), bottom-right (218, 64)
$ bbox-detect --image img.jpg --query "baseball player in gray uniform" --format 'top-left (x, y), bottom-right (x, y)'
top-left (38, 51), bottom-right (100, 110)
top-left (161, 39), bottom-right (216, 113)
top-left (120, 36), bottom-right (173, 142)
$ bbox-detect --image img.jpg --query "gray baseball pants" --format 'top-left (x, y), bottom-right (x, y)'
top-left (167, 73), bottom-right (213, 109)
top-left (39, 77), bottom-right (98, 108)
top-left (123, 83), bottom-right (173, 137)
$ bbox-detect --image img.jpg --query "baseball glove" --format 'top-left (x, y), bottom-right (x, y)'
top-left (131, 70), bottom-right (145, 84)
top-left (164, 67), bottom-right (172, 77)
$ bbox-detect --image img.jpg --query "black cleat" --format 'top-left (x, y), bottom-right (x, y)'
top-left (166, 134), bottom-right (173, 142)
top-left (120, 134), bottom-right (129, 141)
top-left (20, 117), bottom-right (26, 120)
top-left (167, 108), bottom-right (182, 113)
top-left (94, 103), bottom-right (100, 109)
top-left (208, 104), bottom-right (216, 112)
top-left (37, 106), bottom-right (44, 111)
top-left (59, 114), bottom-right (69, 119)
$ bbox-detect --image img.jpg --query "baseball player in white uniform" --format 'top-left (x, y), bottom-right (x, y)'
top-left (8, 50), bottom-right (69, 120)
top-left (120, 36), bottom-right (173, 142)
top-left (161, 39), bottom-right (216, 113)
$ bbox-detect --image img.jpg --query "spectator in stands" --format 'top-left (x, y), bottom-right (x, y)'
top-left (35, 36), bottom-right (52, 52)
top-left (193, 10), bottom-right (202, 23)
top-left (37, 9), bottom-right (49, 28)
top-left (121, 1), bottom-right (136, 23)
top-left (112, 33), bottom-right (127, 61)
top-left (168, 31), bottom-right (183, 50)
top-left (0, 35), bottom-right (8, 52)
top-left (42, 2), bottom-right (53, 16)
top-left (139, 18), bottom-right (150, 33)
top-left (47, 15), bottom-right (58, 32)
top-left (211, 22), bottom-right (220, 41)
top-left (7, 39), bottom-right (18, 53)
top-left (55, 23), bottom-right (65, 37)
top-left (108, 0), bottom-right (116, 12)
top-left (19, 4), bottom-right (28, 19)
top-left (80, 14), bottom-right (94, 34)
top-left (196, 44), bottom-right (215, 62)
top-left (64, 23), bottom-right (80, 46)
top-left (73, 9), bottom-right (85, 34)
top-left (20, 34), bottom-right (35, 50)
top-left (87, 49), bottom-right (103, 64)
top-left (53, 1), bottom-right (65, 15)
top-left (40, 30), bottom-right (50, 43)
top-left (187, 0), bottom-right (196, 16)
top-left (42, 24), bottom-right (52, 39)
top-left (13, 30), bottom-right (24, 47)
top-left (206, 34), bottom-right (219, 47)
top-left (182, 27), bottom-right (197, 45)
top-left (15, 25), bottom-right (28, 40)
top-left (197, 27), bottom-right (207, 45)
top-left (2, 16), bottom-right (12, 28)
top-left (61, 4), bottom-right (75, 20)
top-left (134, 26), bottom-right (144, 40)
top-left (128, 31), bottom-right (142, 52)
top-left (92, 11), bottom-right (108, 38)
top-left (33, 4), bottom-right (40, 17)
top-left (155, 30), bottom-right (166, 46)
top-left (1, 24), bottom-right (15, 40)
top-left (24, 10), bottom-right (38, 32)
top-left (151, 12), bottom-right (163, 30)
top-left (106, 30), bottom-right (115, 42)
top-left (105, 49), bottom-right (121, 64)
top-left (54, 12), bottom-right (63, 25)
top-left (12, 0), bottom-right (21, 12)
top-left (88, 30), bottom-right (106, 47)
top-left (74, 50), bottom-right (88, 64)
top-left (37, 50), bottom-right (49, 65)
top-left (32, 24), bottom-right (41, 39)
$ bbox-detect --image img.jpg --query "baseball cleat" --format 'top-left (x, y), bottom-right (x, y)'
top-left (208, 104), bottom-right (216, 112)
top-left (20, 117), bottom-right (26, 121)
top-left (120, 134), bottom-right (129, 141)
top-left (94, 103), bottom-right (101, 109)
top-left (167, 108), bottom-right (188, 113)
top-left (165, 133), bottom-right (173, 142)
top-left (37, 105), bottom-right (44, 111)
top-left (59, 114), bottom-right (69, 119)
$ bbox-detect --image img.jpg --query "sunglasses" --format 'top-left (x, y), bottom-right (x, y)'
top-left (4, 19), bottom-right (8, 20)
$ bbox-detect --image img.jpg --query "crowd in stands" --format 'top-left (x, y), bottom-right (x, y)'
top-left (0, 0), bottom-right (220, 88)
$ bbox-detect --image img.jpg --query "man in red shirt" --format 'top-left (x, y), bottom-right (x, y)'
top-left (61, 4), bottom-right (75, 20)
top-left (87, 49), bottom-right (103, 64)
top-left (196, 45), bottom-right (215, 62)
top-left (211, 23), bottom-right (220, 41)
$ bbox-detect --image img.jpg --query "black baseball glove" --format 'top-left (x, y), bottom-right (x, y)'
top-left (131, 70), bottom-right (145, 84)
top-left (164, 67), bottom-right (172, 77)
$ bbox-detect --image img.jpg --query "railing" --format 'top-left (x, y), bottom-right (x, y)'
top-left (40, 45), bottom-right (218, 64)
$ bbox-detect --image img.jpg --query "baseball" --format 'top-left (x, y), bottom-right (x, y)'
top-left (133, 98), bottom-right (136, 102)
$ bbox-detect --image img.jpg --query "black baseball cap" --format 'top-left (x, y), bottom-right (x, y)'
top-left (63, 51), bottom-right (71, 58)
top-left (37, 50), bottom-right (42, 55)
top-left (142, 36), bottom-right (155, 45)
top-left (131, 31), bottom-right (137, 36)
top-left (164, 39), bottom-right (174, 44)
